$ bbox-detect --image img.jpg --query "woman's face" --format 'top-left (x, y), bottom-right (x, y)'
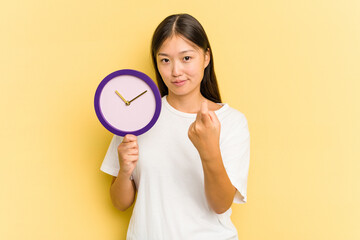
top-left (156, 35), bottom-right (210, 98)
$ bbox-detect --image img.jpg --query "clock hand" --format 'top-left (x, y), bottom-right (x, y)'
top-left (115, 90), bottom-right (130, 105)
top-left (128, 90), bottom-right (148, 105)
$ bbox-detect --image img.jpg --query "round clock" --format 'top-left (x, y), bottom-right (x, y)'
top-left (94, 69), bottom-right (162, 136)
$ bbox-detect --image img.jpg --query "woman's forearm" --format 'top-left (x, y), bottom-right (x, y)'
top-left (110, 171), bottom-right (136, 211)
top-left (200, 150), bottom-right (236, 214)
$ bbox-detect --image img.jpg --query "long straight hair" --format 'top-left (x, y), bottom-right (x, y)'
top-left (151, 14), bottom-right (222, 103)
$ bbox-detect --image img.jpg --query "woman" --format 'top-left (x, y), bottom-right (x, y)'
top-left (101, 13), bottom-right (250, 240)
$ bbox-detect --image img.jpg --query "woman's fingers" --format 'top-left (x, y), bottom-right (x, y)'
top-left (195, 101), bottom-right (207, 124)
top-left (195, 101), bottom-right (215, 128)
top-left (123, 141), bottom-right (138, 150)
top-left (124, 154), bottom-right (138, 162)
top-left (127, 148), bottom-right (139, 155)
top-left (208, 110), bottom-right (220, 126)
top-left (123, 134), bottom-right (137, 143)
top-left (118, 134), bottom-right (139, 160)
top-left (120, 134), bottom-right (138, 150)
top-left (200, 100), bottom-right (208, 114)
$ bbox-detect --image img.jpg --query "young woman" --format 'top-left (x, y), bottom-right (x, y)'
top-left (101, 14), bottom-right (250, 240)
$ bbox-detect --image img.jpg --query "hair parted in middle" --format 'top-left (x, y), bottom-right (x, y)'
top-left (151, 13), bottom-right (222, 103)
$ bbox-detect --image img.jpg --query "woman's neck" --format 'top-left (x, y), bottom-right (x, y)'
top-left (166, 93), bottom-right (206, 114)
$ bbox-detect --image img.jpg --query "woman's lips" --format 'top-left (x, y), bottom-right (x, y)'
top-left (172, 80), bottom-right (187, 87)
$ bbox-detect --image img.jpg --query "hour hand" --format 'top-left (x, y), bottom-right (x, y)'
top-left (115, 90), bottom-right (130, 105)
top-left (128, 90), bottom-right (147, 104)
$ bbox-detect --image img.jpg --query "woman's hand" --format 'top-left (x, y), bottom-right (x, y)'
top-left (189, 101), bottom-right (236, 213)
top-left (111, 134), bottom-right (138, 211)
top-left (117, 134), bottom-right (139, 178)
top-left (188, 101), bottom-right (221, 160)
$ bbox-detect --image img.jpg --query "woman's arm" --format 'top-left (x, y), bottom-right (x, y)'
top-left (110, 134), bottom-right (139, 211)
top-left (200, 149), bottom-right (236, 214)
top-left (110, 173), bottom-right (136, 211)
top-left (188, 101), bottom-right (236, 214)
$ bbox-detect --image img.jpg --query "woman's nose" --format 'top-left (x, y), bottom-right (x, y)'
top-left (171, 61), bottom-right (182, 77)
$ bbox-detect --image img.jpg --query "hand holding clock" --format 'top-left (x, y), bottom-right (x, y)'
top-left (117, 134), bottom-right (139, 178)
top-left (114, 89), bottom-right (147, 177)
top-left (188, 101), bottom-right (221, 161)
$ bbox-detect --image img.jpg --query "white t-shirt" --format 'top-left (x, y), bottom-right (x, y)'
top-left (100, 96), bottom-right (250, 240)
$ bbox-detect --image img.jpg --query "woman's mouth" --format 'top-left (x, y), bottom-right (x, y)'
top-left (172, 80), bottom-right (187, 87)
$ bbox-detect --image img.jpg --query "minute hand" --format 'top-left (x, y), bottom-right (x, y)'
top-left (128, 90), bottom-right (147, 104)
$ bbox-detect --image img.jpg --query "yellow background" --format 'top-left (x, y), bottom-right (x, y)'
top-left (1, 0), bottom-right (359, 239)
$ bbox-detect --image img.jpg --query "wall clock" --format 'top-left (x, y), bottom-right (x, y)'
top-left (94, 69), bottom-right (162, 136)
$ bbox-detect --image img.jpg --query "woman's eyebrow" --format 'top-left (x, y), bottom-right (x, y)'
top-left (158, 50), bottom-right (196, 56)
top-left (179, 50), bottom-right (196, 54)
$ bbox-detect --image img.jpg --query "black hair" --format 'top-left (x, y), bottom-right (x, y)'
top-left (151, 13), bottom-right (222, 103)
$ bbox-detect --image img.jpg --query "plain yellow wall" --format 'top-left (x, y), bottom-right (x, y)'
top-left (1, 0), bottom-right (359, 239)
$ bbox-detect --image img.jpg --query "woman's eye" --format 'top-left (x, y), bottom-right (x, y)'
top-left (184, 56), bottom-right (191, 61)
top-left (160, 58), bottom-right (169, 63)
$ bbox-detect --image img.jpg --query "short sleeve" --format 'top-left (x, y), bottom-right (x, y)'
top-left (100, 135), bottom-right (123, 177)
top-left (220, 112), bottom-right (250, 204)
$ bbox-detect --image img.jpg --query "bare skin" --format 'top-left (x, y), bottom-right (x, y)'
top-left (110, 134), bottom-right (138, 211)
top-left (188, 101), bottom-right (236, 214)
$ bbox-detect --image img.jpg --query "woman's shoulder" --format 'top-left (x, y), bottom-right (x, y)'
top-left (208, 100), bottom-right (223, 111)
top-left (203, 98), bottom-right (248, 125)
top-left (216, 103), bottom-right (247, 125)
top-left (218, 105), bottom-right (250, 141)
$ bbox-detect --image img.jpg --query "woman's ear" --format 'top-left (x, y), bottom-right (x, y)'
top-left (204, 48), bottom-right (211, 69)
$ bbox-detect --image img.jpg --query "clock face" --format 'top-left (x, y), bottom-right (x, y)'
top-left (94, 69), bottom-right (162, 136)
